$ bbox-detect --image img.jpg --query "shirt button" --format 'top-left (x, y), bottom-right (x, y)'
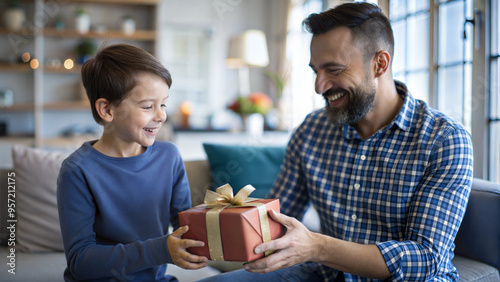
top-left (360, 155), bottom-right (366, 161)
top-left (354, 183), bottom-right (360, 189)
top-left (351, 214), bottom-right (357, 220)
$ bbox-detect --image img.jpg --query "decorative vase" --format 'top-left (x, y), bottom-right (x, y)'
top-left (75, 13), bottom-right (90, 34)
top-left (242, 113), bottom-right (264, 136)
top-left (121, 17), bottom-right (136, 35)
top-left (3, 8), bottom-right (25, 31)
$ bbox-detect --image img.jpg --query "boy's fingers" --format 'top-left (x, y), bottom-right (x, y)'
top-left (184, 252), bottom-right (208, 263)
top-left (181, 239), bottom-right (205, 248)
top-left (179, 261), bottom-right (208, 270)
top-left (171, 225), bottom-right (189, 237)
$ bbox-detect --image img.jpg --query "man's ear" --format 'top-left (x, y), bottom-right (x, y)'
top-left (95, 98), bottom-right (113, 123)
top-left (373, 50), bottom-right (391, 78)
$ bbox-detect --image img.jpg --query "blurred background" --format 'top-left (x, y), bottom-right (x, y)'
top-left (0, 0), bottom-right (498, 183)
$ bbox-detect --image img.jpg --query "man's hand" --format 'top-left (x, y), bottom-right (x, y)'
top-left (243, 210), bottom-right (320, 273)
top-left (167, 225), bottom-right (208, 269)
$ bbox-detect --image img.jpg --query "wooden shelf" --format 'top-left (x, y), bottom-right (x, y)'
top-left (0, 136), bottom-right (35, 143)
top-left (0, 103), bottom-right (34, 112)
top-left (0, 0), bottom-right (158, 157)
top-left (44, 101), bottom-right (90, 110)
top-left (44, 65), bottom-right (82, 74)
top-left (67, 0), bottom-right (158, 5)
top-left (43, 28), bottom-right (157, 41)
top-left (0, 63), bottom-right (33, 72)
top-left (0, 28), bottom-right (12, 35)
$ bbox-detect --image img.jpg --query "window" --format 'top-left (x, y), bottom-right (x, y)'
top-left (490, 0), bottom-right (500, 182)
top-left (390, 0), bottom-right (473, 131)
top-left (390, 1), bottom-right (431, 103)
top-left (285, 0), bottom-right (324, 129)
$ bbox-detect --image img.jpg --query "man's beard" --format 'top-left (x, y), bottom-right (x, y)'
top-left (323, 79), bottom-right (376, 127)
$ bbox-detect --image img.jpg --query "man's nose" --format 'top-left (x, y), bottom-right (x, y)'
top-left (315, 72), bottom-right (334, 94)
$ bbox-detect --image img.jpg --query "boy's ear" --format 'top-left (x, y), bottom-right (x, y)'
top-left (95, 98), bottom-right (113, 123)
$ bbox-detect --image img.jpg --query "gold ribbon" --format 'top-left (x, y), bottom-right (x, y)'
top-left (204, 184), bottom-right (272, 261)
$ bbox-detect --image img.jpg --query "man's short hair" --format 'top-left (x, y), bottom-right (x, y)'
top-left (303, 2), bottom-right (394, 64)
top-left (81, 44), bottom-right (172, 125)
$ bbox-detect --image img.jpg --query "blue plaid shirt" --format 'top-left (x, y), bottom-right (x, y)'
top-left (269, 81), bottom-right (474, 281)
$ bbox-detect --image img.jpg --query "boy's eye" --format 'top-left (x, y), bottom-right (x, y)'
top-left (161, 104), bottom-right (167, 108)
top-left (142, 105), bottom-right (153, 110)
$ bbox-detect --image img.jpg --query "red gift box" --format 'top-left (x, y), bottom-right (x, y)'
top-left (178, 185), bottom-right (284, 262)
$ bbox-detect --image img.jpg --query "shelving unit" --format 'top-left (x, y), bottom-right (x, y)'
top-left (0, 0), bottom-right (159, 166)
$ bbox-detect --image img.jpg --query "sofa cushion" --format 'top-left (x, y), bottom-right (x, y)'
top-left (184, 160), bottom-right (211, 207)
top-left (455, 178), bottom-right (500, 270)
top-left (453, 255), bottom-right (500, 281)
top-left (12, 145), bottom-right (69, 252)
top-left (202, 143), bottom-right (285, 198)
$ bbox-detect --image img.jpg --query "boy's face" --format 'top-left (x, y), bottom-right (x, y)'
top-left (108, 73), bottom-right (169, 150)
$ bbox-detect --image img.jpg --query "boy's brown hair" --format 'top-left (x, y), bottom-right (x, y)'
top-left (81, 44), bottom-right (172, 125)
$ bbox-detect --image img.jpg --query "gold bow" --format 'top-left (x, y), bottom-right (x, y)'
top-left (203, 184), bottom-right (272, 261)
top-left (204, 184), bottom-right (256, 207)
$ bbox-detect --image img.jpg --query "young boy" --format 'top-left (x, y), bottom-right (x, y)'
top-left (57, 44), bottom-right (208, 281)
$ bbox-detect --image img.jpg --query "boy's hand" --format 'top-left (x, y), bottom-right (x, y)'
top-left (167, 225), bottom-right (208, 269)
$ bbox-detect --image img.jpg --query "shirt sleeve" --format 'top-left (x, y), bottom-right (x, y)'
top-left (376, 127), bottom-right (474, 281)
top-left (57, 160), bottom-right (173, 281)
top-left (268, 122), bottom-right (310, 220)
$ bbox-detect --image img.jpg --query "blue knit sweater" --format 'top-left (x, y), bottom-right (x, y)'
top-left (57, 141), bottom-right (191, 281)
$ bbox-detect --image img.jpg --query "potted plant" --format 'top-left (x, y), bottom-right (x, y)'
top-left (3, 0), bottom-right (26, 31)
top-left (74, 39), bottom-right (97, 64)
top-left (74, 8), bottom-right (90, 34)
top-left (227, 92), bottom-right (273, 135)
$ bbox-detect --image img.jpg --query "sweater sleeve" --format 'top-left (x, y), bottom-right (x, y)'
top-left (57, 159), bottom-right (173, 281)
top-left (169, 149), bottom-right (192, 230)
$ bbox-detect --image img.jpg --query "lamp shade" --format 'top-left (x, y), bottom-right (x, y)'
top-left (227, 29), bottom-right (269, 69)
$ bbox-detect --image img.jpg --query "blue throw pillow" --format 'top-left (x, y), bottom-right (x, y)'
top-left (202, 143), bottom-right (286, 198)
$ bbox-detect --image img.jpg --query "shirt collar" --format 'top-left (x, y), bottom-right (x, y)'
top-left (392, 80), bottom-right (414, 132)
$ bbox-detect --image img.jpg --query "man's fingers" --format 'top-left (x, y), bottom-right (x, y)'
top-left (254, 237), bottom-right (287, 255)
top-left (269, 209), bottom-right (299, 229)
top-left (244, 252), bottom-right (287, 274)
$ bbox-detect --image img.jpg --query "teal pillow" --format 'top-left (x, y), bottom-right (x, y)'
top-left (202, 143), bottom-right (286, 199)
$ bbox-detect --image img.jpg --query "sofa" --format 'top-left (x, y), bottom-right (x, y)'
top-left (1, 144), bottom-right (499, 281)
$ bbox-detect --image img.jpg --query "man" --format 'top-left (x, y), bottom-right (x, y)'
top-left (201, 2), bottom-right (473, 281)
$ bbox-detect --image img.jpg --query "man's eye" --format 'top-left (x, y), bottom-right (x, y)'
top-left (329, 69), bottom-right (342, 74)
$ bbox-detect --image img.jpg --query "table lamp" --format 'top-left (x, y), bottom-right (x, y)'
top-left (226, 29), bottom-right (269, 96)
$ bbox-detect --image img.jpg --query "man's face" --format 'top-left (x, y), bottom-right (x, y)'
top-left (309, 27), bottom-right (376, 127)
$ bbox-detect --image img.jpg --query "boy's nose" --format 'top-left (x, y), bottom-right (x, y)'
top-left (155, 108), bottom-right (167, 123)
